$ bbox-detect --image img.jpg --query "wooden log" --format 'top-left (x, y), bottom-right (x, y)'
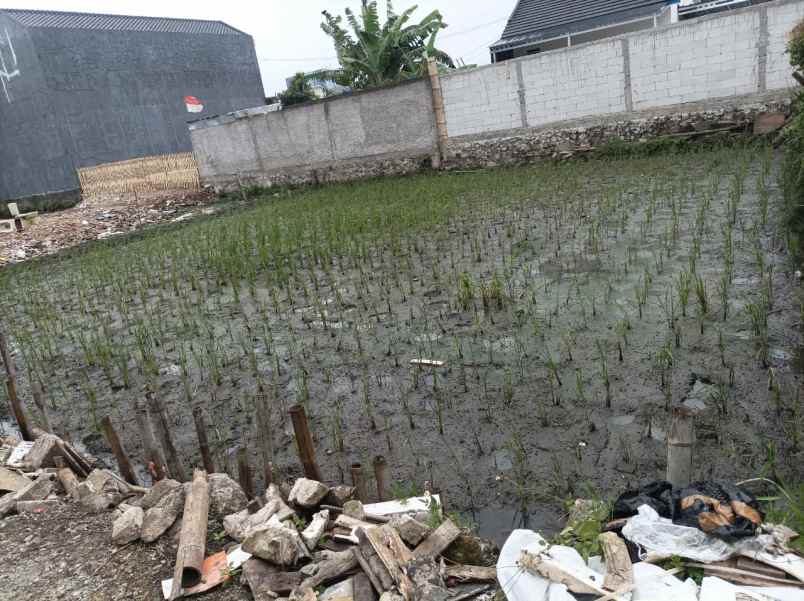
top-left (289, 404), bottom-right (321, 481)
top-left (353, 572), bottom-right (378, 601)
top-left (254, 391), bottom-right (274, 488)
top-left (57, 466), bottom-right (80, 499)
top-left (689, 563), bottom-right (804, 588)
top-left (599, 532), bottom-right (633, 593)
top-left (147, 392), bottom-right (186, 482)
top-left (135, 397), bottom-right (168, 482)
top-left (192, 406), bottom-right (215, 474)
top-left (413, 518), bottom-right (461, 560)
top-left (55, 440), bottom-right (91, 478)
top-left (444, 565), bottom-right (497, 583)
top-left (355, 528), bottom-right (394, 592)
top-left (101, 416), bottom-right (140, 486)
top-left (299, 550), bottom-right (358, 590)
top-left (667, 406), bottom-right (694, 487)
top-left (373, 456), bottom-right (388, 502)
top-left (237, 446), bottom-right (255, 500)
top-left (363, 525), bottom-right (415, 600)
top-left (351, 463), bottom-right (367, 503)
top-left (170, 469), bottom-right (210, 599)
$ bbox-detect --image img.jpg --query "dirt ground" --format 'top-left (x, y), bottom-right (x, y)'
top-left (0, 503), bottom-right (248, 601)
top-left (0, 190), bottom-right (217, 265)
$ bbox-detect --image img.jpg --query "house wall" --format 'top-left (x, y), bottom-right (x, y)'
top-left (190, 79), bottom-right (438, 188)
top-left (441, 0), bottom-right (803, 137)
top-left (0, 19), bottom-right (264, 203)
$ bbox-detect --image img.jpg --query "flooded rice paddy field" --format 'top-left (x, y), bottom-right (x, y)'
top-left (2, 141), bottom-right (802, 542)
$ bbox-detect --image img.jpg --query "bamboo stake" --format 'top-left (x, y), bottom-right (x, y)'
top-left (147, 392), bottom-right (186, 482)
top-left (0, 330), bottom-right (33, 441)
top-left (101, 415), bottom-right (140, 486)
top-left (170, 469), bottom-right (210, 599)
top-left (30, 382), bottom-right (52, 434)
top-left (373, 456), bottom-right (388, 502)
top-left (351, 463), bottom-right (368, 503)
top-left (237, 446), bottom-right (255, 500)
top-left (667, 406), bottom-right (694, 487)
top-left (289, 404), bottom-right (322, 481)
top-left (135, 397), bottom-right (168, 482)
top-left (192, 406), bottom-right (215, 474)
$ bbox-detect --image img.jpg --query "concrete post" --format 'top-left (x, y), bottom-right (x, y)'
top-left (427, 57), bottom-right (449, 168)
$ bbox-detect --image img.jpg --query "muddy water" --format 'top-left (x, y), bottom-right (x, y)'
top-left (1, 148), bottom-right (802, 544)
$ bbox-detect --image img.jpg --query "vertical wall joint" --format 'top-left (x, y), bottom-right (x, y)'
top-left (515, 60), bottom-right (529, 129)
top-left (758, 7), bottom-right (769, 93)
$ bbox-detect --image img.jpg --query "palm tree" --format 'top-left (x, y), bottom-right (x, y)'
top-left (321, 1), bottom-right (454, 90)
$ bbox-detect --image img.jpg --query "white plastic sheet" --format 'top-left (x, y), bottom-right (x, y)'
top-left (700, 576), bottom-right (804, 601)
top-left (631, 562), bottom-right (698, 601)
top-left (497, 530), bottom-right (580, 601)
top-left (622, 505), bottom-right (737, 563)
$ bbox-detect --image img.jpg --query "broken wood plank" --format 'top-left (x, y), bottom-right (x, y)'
top-left (363, 525), bottom-right (415, 600)
top-left (242, 559), bottom-right (304, 597)
top-left (599, 532), bottom-right (633, 593)
top-left (353, 572), bottom-right (378, 601)
top-left (355, 528), bottom-right (394, 593)
top-left (444, 564), bottom-right (497, 583)
top-left (413, 518), bottom-right (461, 560)
top-left (299, 550), bottom-right (358, 590)
top-left (170, 469), bottom-right (210, 599)
top-left (521, 551), bottom-right (607, 596)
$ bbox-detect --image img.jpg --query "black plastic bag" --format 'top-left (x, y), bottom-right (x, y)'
top-left (612, 480), bottom-right (673, 520)
top-left (671, 481), bottom-right (763, 542)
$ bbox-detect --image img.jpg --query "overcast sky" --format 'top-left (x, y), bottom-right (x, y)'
top-left (22, 1), bottom-right (515, 95)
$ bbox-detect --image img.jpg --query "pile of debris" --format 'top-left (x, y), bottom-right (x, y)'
top-left (0, 432), bottom-right (499, 601)
top-left (499, 481), bottom-right (804, 601)
top-left (0, 189), bottom-right (216, 265)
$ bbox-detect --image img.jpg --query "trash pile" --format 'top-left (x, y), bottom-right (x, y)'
top-left (0, 189), bottom-right (216, 266)
top-left (498, 480), bottom-right (804, 601)
top-left (0, 432), bottom-right (499, 601)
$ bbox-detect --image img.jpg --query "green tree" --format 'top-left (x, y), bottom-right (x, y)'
top-left (321, 0), bottom-right (454, 90)
top-left (279, 73), bottom-right (317, 107)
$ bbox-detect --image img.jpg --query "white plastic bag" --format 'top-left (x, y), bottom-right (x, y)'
top-left (622, 505), bottom-right (737, 563)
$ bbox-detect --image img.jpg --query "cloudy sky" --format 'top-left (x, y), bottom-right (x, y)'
top-left (22, 1), bottom-right (515, 95)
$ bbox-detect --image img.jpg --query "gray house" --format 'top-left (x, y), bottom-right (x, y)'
top-left (0, 9), bottom-right (264, 207)
top-left (490, 0), bottom-right (678, 62)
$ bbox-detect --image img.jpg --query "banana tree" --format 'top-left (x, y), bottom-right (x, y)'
top-left (321, 0), bottom-right (454, 89)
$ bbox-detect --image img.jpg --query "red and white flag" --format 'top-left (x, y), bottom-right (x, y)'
top-left (184, 95), bottom-right (204, 113)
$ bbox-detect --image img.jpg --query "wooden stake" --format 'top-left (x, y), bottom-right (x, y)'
top-left (192, 406), bottom-right (215, 474)
top-left (0, 330), bottom-right (33, 441)
top-left (135, 397), bottom-right (168, 482)
top-left (170, 469), bottom-right (210, 599)
top-left (351, 463), bottom-right (367, 503)
top-left (667, 406), bottom-right (694, 487)
top-left (289, 404), bottom-right (322, 481)
top-left (237, 446), bottom-right (255, 500)
top-left (254, 391), bottom-right (274, 488)
top-left (373, 456), bottom-right (388, 502)
top-left (101, 415), bottom-right (140, 486)
top-left (147, 392), bottom-right (186, 482)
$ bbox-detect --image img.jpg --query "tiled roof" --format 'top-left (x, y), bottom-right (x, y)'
top-left (493, 0), bottom-right (670, 49)
top-left (0, 8), bottom-right (245, 35)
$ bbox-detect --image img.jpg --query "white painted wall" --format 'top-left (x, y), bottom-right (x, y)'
top-left (441, 0), bottom-right (803, 138)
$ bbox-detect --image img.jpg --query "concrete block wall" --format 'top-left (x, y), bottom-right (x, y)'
top-left (440, 0), bottom-right (803, 138)
top-left (767, 0), bottom-right (804, 89)
top-left (190, 79), bottom-right (437, 187)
